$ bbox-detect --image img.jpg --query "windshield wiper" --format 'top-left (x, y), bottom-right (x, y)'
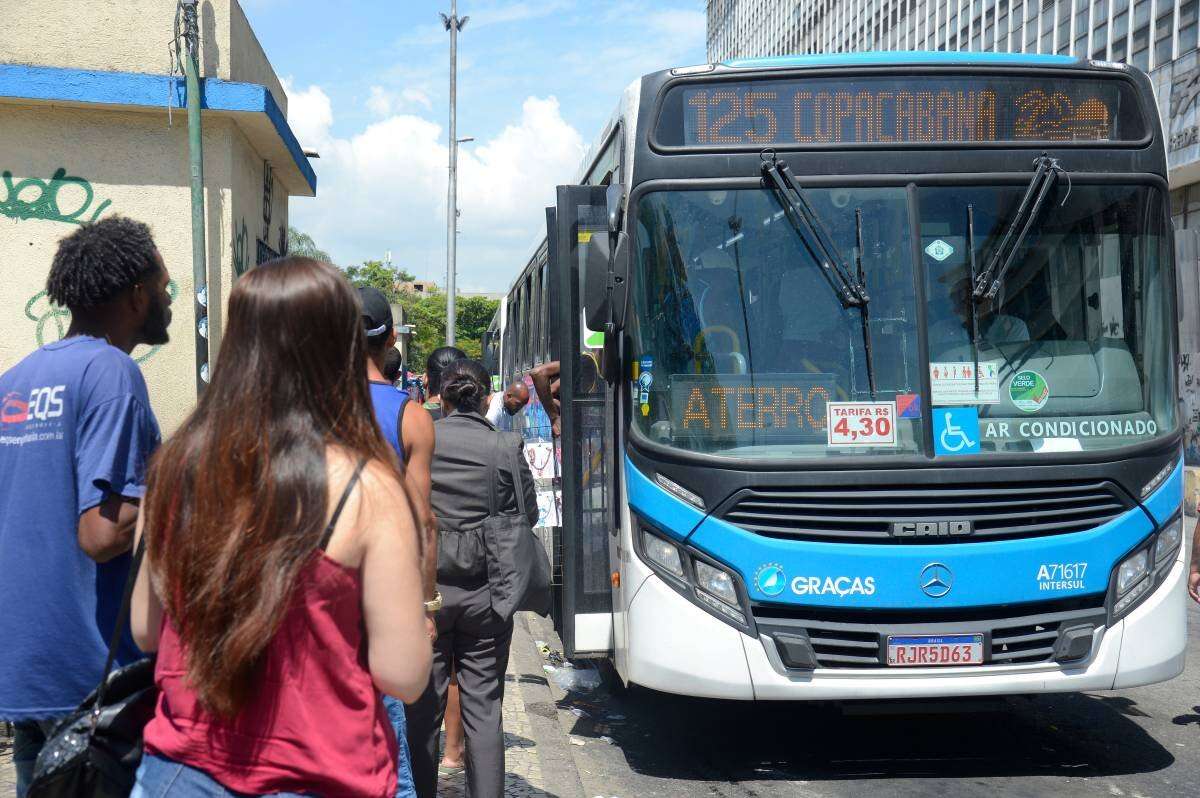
top-left (966, 204), bottom-right (981, 395)
top-left (853, 208), bottom-right (877, 399)
top-left (762, 154), bottom-right (877, 398)
top-left (973, 153), bottom-right (1065, 302)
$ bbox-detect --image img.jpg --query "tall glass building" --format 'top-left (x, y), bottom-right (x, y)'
top-left (707, 1), bottom-right (1196, 71)
top-left (706, 0), bottom-right (1200, 477)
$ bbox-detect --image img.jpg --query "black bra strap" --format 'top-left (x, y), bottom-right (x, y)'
top-left (319, 457), bottom-right (368, 551)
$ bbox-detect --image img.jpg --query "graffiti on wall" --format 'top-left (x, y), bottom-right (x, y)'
top-left (1182, 352), bottom-right (1200, 466)
top-left (233, 217), bottom-right (250, 278)
top-left (24, 281), bottom-right (179, 364)
top-left (1, 168), bottom-right (113, 225)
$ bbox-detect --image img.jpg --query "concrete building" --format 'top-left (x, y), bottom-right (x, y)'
top-left (0, 0), bottom-right (315, 431)
top-left (707, 1), bottom-right (1197, 69)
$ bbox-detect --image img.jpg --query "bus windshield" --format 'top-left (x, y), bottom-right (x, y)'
top-left (629, 183), bottom-right (1175, 459)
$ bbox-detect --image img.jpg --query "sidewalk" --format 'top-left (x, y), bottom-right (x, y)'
top-left (0, 617), bottom-right (566, 798)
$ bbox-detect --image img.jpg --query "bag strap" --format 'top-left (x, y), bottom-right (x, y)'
top-left (499, 434), bottom-right (529, 519)
top-left (318, 457), bottom-right (369, 551)
top-left (486, 430), bottom-right (499, 518)
top-left (92, 531), bottom-right (146, 718)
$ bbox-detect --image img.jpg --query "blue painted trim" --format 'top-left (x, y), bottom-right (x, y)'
top-left (724, 51), bottom-right (1079, 70)
top-left (0, 64), bottom-right (315, 194)
top-left (1141, 458), bottom-right (1184, 526)
top-left (690, 504), bottom-right (1153, 609)
top-left (624, 455), bottom-right (707, 541)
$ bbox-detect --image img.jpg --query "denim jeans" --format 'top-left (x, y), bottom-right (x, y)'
top-left (131, 753), bottom-right (313, 797)
top-left (383, 695), bottom-right (418, 798)
top-left (12, 718), bottom-right (59, 798)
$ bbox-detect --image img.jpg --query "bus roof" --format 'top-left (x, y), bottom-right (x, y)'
top-left (722, 51), bottom-right (1082, 70)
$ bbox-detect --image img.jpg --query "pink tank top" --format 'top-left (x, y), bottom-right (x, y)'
top-left (144, 461), bottom-right (398, 797)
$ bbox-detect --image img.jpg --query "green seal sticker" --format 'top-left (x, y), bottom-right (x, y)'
top-left (1009, 370), bottom-right (1049, 413)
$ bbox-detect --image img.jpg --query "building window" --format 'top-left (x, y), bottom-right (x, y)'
top-left (1133, 0), bottom-right (1150, 30)
top-left (1156, 28), bottom-right (1174, 66)
top-left (1131, 45), bottom-right (1149, 70)
top-left (1113, 9), bottom-right (1129, 45)
top-left (1132, 23), bottom-right (1149, 52)
top-left (1182, 0), bottom-right (1199, 52)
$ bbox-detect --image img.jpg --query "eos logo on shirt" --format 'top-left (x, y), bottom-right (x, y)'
top-left (2, 386), bottom-right (66, 424)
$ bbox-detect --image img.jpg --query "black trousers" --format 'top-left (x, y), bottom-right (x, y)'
top-left (406, 581), bottom-right (514, 798)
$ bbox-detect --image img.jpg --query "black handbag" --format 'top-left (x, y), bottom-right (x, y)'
top-left (483, 433), bottom-right (553, 622)
top-left (27, 538), bottom-right (157, 798)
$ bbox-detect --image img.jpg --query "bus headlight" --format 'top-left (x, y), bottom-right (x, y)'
top-left (633, 519), bottom-right (753, 633)
top-left (1115, 548), bottom-right (1150, 596)
top-left (1109, 511), bottom-right (1182, 622)
top-left (1155, 516), bottom-right (1183, 565)
top-left (640, 529), bottom-right (684, 579)
top-left (695, 560), bottom-right (739, 607)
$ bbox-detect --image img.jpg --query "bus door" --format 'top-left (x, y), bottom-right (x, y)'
top-left (549, 186), bottom-right (616, 658)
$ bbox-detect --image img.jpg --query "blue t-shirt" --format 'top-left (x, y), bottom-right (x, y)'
top-left (368, 381), bottom-right (410, 464)
top-left (0, 336), bottom-right (161, 721)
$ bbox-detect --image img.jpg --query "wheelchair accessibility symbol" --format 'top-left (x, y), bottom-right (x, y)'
top-left (933, 407), bottom-right (981, 455)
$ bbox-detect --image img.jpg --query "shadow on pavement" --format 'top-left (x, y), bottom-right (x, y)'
top-left (556, 671), bottom-right (1175, 785)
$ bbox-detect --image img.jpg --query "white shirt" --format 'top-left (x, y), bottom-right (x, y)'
top-left (486, 392), bottom-right (506, 426)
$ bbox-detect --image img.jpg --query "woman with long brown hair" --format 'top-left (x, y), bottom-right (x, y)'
top-left (129, 257), bottom-right (432, 797)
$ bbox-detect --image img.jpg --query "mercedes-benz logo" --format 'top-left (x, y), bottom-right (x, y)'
top-left (920, 562), bottom-right (953, 598)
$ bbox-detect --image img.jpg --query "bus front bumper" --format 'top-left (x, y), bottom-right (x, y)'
top-left (625, 552), bottom-right (1187, 701)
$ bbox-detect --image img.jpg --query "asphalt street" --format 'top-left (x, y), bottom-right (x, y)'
top-left (531, 604), bottom-right (1200, 798)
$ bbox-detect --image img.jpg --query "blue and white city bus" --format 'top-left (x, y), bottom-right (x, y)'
top-left (501, 52), bottom-right (1186, 700)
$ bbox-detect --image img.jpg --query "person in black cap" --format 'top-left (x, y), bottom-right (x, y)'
top-left (358, 286), bottom-right (439, 798)
top-left (383, 348), bottom-right (403, 385)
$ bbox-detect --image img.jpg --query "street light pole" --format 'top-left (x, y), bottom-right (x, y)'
top-left (179, 0), bottom-right (209, 394)
top-left (441, 2), bottom-right (468, 347)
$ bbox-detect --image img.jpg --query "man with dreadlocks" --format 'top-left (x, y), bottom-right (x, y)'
top-left (0, 215), bottom-right (172, 797)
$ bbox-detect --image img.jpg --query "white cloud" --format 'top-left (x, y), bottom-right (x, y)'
top-left (283, 82), bottom-right (584, 291)
top-left (367, 86), bottom-right (434, 117)
top-left (281, 78), bottom-right (333, 150)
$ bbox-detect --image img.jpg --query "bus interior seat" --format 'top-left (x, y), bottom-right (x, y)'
top-left (692, 265), bottom-right (747, 373)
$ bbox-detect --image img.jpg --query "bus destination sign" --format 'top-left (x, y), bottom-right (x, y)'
top-left (656, 75), bottom-right (1145, 147)
top-left (670, 373), bottom-right (835, 442)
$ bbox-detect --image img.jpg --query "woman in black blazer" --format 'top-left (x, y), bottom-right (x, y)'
top-left (404, 358), bottom-right (537, 798)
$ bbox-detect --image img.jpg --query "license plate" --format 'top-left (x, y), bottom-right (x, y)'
top-left (886, 634), bottom-right (984, 667)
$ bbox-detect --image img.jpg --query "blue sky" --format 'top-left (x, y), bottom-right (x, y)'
top-left (241, 0), bottom-right (706, 291)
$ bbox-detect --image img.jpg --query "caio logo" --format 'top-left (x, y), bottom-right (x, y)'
top-left (892, 520), bottom-right (973, 538)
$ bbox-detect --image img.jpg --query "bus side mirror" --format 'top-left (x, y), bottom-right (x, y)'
top-left (584, 230), bottom-right (630, 335)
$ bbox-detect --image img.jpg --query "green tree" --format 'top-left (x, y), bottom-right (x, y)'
top-left (341, 259), bottom-right (500, 371)
top-left (287, 227), bottom-right (332, 263)
top-left (454, 296), bottom-right (500, 360)
top-left (344, 260), bottom-right (400, 297)
top-left (402, 291), bottom-right (448, 370)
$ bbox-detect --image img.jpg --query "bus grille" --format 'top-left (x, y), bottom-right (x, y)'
top-left (754, 597), bottom-right (1108, 669)
top-left (719, 480), bottom-right (1132, 543)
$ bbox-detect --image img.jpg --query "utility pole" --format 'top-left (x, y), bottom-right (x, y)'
top-left (441, 2), bottom-right (467, 346)
top-left (179, 0), bottom-right (209, 393)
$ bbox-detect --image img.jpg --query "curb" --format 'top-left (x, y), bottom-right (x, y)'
top-left (511, 612), bottom-right (585, 798)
